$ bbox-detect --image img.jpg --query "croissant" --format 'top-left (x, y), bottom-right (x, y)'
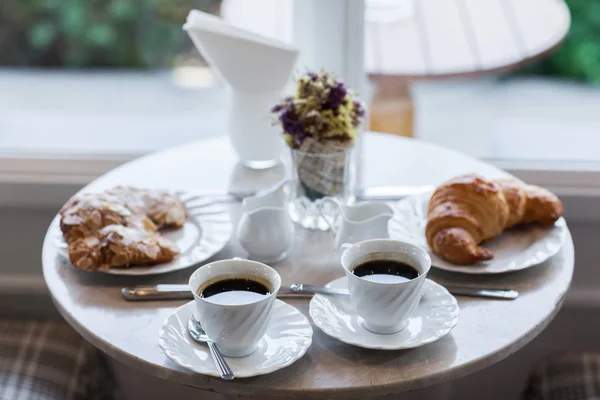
top-left (495, 178), bottom-right (563, 228)
top-left (106, 186), bottom-right (187, 229)
top-left (520, 184), bottom-right (564, 226)
top-left (68, 225), bottom-right (179, 271)
top-left (493, 178), bottom-right (527, 228)
top-left (60, 192), bottom-right (157, 243)
top-left (60, 186), bottom-right (187, 270)
top-left (426, 175), bottom-right (509, 265)
top-left (426, 174), bottom-right (563, 265)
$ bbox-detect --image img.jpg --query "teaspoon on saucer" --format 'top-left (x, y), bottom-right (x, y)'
top-left (187, 316), bottom-right (234, 380)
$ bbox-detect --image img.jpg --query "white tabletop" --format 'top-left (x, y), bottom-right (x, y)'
top-left (42, 133), bottom-right (574, 399)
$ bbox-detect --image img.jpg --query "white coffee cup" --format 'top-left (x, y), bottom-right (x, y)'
top-left (189, 258), bottom-right (281, 357)
top-left (341, 239), bottom-right (431, 334)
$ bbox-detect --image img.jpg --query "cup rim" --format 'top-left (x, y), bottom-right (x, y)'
top-left (189, 258), bottom-right (281, 306)
top-left (341, 238), bottom-right (431, 285)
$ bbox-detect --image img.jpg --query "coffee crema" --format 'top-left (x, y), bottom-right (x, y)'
top-left (198, 278), bottom-right (271, 305)
top-left (352, 259), bottom-right (420, 283)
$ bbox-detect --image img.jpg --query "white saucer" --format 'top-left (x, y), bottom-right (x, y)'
top-left (309, 277), bottom-right (459, 350)
top-left (158, 300), bottom-right (313, 378)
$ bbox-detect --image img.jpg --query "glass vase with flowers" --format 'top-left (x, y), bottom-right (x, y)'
top-left (271, 71), bottom-right (365, 230)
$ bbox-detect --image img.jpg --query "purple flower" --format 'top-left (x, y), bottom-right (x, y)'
top-left (326, 82), bottom-right (347, 110)
top-left (353, 100), bottom-right (365, 117)
top-left (271, 97), bottom-right (297, 114)
top-left (294, 131), bottom-right (307, 146)
top-left (351, 101), bottom-right (366, 127)
top-left (282, 118), bottom-right (304, 136)
top-left (279, 108), bottom-right (305, 139)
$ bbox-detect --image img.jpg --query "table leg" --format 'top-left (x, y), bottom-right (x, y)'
top-left (368, 76), bottom-right (414, 137)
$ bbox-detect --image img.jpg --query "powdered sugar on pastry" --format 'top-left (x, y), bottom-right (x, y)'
top-left (60, 186), bottom-right (185, 270)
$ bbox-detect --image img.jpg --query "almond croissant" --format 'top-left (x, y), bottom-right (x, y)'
top-left (69, 225), bottom-right (179, 271)
top-left (60, 192), bottom-right (157, 244)
top-left (60, 187), bottom-right (185, 270)
top-left (426, 174), bottom-right (563, 265)
top-left (106, 186), bottom-right (187, 229)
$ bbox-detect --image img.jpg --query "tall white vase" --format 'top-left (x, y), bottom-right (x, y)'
top-left (228, 91), bottom-right (282, 169)
top-left (184, 10), bottom-right (299, 168)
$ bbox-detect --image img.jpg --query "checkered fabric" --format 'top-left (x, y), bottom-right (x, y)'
top-left (524, 353), bottom-right (600, 400)
top-left (0, 320), bottom-right (116, 400)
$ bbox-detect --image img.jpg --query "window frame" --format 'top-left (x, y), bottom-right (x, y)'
top-left (1, 0), bottom-right (599, 214)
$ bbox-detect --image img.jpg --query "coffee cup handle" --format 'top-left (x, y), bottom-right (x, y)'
top-left (316, 197), bottom-right (340, 233)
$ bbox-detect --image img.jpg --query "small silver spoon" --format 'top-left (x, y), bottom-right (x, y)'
top-left (187, 316), bottom-right (234, 380)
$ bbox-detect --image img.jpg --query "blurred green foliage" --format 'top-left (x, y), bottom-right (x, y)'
top-left (0, 0), bottom-right (220, 68)
top-left (517, 0), bottom-right (600, 84)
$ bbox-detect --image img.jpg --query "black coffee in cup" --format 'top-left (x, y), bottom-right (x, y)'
top-left (352, 259), bottom-right (420, 283)
top-left (198, 278), bottom-right (271, 305)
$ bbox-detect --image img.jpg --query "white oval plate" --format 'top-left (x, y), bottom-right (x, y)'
top-left (388, 192), bottom-right (567, 274)
top-left (309, 277), bottom-right (459, 350)
top-left (159, 300), bottom-right (313, 378)
top-left (53, 193), bottom-right (232, 275)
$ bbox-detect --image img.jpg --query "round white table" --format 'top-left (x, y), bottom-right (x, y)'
top-left (366, 0), bottom-right (570, 79)
top-left (42, 133), bottom-right (573, 399)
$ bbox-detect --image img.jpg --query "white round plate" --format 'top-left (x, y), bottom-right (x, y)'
top-left (53, 193), bottom-right (232, 275)
top-left (158, 300), bottom-right (313, 378)
top-left (309, 277), bottom-right (459, 350)
top-left (389, 192), bottom-right (567, 274)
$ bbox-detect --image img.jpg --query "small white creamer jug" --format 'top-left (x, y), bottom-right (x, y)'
top-left (237, 180), bottom-right (294, 262)
top-left (317, 197), bottom-right (394, 250)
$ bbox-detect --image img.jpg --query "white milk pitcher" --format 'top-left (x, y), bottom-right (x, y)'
top-left (237, 180), bottom-right (294, 262)
top-left (317, 197), bottom-right (394, 250)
